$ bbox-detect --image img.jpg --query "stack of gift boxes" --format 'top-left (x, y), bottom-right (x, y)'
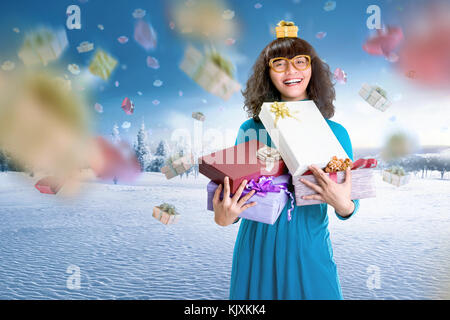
top-left (200, 100), bottom-right (378, 225)
top-left (202, 141), bottom-right (293, 224)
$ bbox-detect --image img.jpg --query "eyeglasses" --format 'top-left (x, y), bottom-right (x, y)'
top-left (269, 55), bottom-right (311, 73)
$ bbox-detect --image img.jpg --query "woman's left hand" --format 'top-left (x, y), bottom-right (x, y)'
top-left (300, 165), bottom-right (355, 218)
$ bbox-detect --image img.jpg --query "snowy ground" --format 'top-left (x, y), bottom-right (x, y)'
top-left (0, 171), bottom-right (449, 300)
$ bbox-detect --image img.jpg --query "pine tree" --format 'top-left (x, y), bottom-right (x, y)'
top-left (148, 140), bottom-right (167, 172)
top-left (0, 150), bottom-right (7, 172)
top-left (134, 122), bottom-right (151, 172)
top-left (147, 157), bottom-right (165, 172)
top-left (111, 123), bottom-right (121, 144)
top-left (155, 141), bottom-right (167, 157)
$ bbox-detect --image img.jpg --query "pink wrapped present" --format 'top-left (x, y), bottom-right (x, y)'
top-left (121, 97), bottom-right (134, 115)
top-left (152, 206), bottom-right (180, 225)
top-left (35, 176), bottom-right (63, 195)
top-left (161, 153), bottom-right (194, 179)
top-left (292, 158), bottom-right (377, 206)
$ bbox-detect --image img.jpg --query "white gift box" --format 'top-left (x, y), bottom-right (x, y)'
top-left (359, 83), bottom-right (391, 112)
top-left (77, 41), bottom-right (94, 53)
top-left (382, 170), bottom-right (410, 187)
top-left (18, 29), bottom-right (68, 66)
top-left (179, 46), bottom-right (203, 78)
top-left (258, 100), bottom-right (349, 177)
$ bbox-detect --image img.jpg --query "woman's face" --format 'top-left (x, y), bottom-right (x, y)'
top-left (269, 56), bottom-right (312, 101)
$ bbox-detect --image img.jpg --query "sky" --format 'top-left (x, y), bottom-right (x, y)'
top-left (0, 0), bottom-right (449, 151)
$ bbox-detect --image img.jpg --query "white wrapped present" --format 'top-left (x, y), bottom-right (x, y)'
top-left (359, 83), bottom-right (391, 112)
top-left (179, 46), bottom-right (240, 101)
top-left (382, 168), bottom-right (410, 187)
top-left (18, 28), bottom-right (68, 66)
top-left (77, 41), bottom-right (94, 53)
top-left (258, 100), bottom-right (349, 177)
top-left (160, 153), bottom-right (194, 179)
top-left (192, 111), bottom-right (205, 122)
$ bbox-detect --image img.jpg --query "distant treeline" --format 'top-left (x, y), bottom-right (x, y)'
top-left (0, 150), bottom-right (24, 172)
top-left (380, 154), bottom-right (450, 179)
top-left (2, 146), bottom-right (449, 180)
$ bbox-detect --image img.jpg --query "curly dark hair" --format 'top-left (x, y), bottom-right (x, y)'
top-left (242, 37), bottom-right (336, 122)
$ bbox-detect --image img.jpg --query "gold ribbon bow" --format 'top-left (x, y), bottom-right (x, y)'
top-left (270, 102), bottom-right (300, 128)
top-left (277, 20), bottom-right (295, 27)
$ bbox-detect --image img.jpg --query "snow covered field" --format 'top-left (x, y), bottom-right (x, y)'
top-left (0, 171), bottom-right (449, 300)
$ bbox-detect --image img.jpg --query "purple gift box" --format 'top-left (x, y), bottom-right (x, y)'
top-left (206, 174), bottom-right (294, 225)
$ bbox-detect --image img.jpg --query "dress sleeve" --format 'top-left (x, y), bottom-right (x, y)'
top-left (333, 124), bottom-right (360, 221)
top-left (234, 121), bottom-right (250, 145)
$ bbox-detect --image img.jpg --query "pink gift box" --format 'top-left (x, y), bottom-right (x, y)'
top-left (152, 206), bottom-right (180, 225)
top-left (121, 97), bottom-right (134, 115)
top-left (292, 159), bottom-right (377, 206)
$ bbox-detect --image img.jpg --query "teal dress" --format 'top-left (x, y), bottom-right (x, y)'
top-left (229, 117), bottom-right (360, 300)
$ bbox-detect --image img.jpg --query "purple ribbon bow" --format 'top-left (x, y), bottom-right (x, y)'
top-left (242, 176), bottom-right (295, 221)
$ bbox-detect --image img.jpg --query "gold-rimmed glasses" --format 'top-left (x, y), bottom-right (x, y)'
top-left (269, 55), bottom-right (311, 73)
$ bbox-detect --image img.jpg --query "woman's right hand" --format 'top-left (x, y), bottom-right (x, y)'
top-left (213, 176), bottom-right (257, 226)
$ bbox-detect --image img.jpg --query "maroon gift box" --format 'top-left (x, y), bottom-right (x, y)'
top-left (199, 140), bottom-right (288, 194)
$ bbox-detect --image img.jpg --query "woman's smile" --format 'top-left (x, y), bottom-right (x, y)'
top-left (283, 77), bottom-right (304, 86)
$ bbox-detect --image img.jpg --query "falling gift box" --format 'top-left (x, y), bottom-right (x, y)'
top-left (18, 28), bottom-right (68, 66)
top-left (152, 203), bottom-right (180, 225)
top-left (382, 166), bottom-right (410, 187)
top-left (121, 97), bottom-right (134, 115)
top-left (34, 176), bottom-right (64, 195)
top-left (192, 111), bottom-right (205, 122)
top-left (207, 174), bottom-right (295, 224)
top-left (77, 41), bottom-right (94, 53)
top-left (161, 153), bottom-right (195, 179)
top-left (199, 140), bottom-right (288, 194)
top-left (88, 49), bottom-right (118, 80)
top-left (179, 46), bottom-right (241, 101)
top-left (293, 158), bottom-right (378, 206)
top-left (259, 100), bottom-right (349, 177)
top-left (359, 83), bottom-right (391, 112)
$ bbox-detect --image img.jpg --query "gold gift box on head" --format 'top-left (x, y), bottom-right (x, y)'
top-left (275, 21), bottom-right (298, 38)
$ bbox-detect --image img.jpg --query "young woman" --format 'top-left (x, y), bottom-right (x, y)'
top-left (212, 23), bottom-right (359, 300)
